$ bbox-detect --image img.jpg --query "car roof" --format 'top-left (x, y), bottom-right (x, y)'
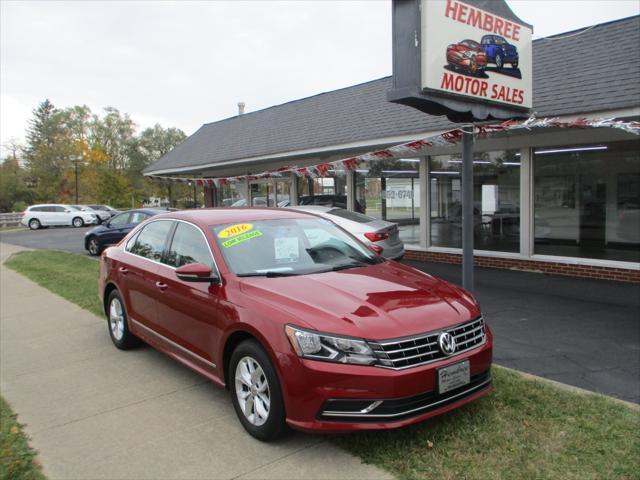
top-left (152, 207), bottom-right (315, 226)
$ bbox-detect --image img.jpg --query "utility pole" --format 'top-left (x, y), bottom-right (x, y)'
top-left (71, 156), bottom-right (82, 203)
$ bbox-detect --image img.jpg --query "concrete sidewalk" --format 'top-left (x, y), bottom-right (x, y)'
top-left (0, 243), bottom-right (392, 480)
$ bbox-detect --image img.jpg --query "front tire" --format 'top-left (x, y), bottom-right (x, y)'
top-left (107, 290), bottom-right (140, 350)
top-left (72, 217), bottom-right (84, 228)
top-left (87, 236), bottom-right (102, 256)
top-left (495, 53), bottom-right (503, 69)
top-left (229, 339), bottom-right (286, 441)
top-left (28, 218), bottom-right (41, 230)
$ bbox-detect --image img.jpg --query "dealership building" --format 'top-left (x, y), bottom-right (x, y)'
top-left (145, 15), bottom-right (640, 282)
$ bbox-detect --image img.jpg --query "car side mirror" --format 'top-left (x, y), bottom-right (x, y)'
top-left (175, 263), bottom-right (219, 283)
top-left (64, 209), bottom-right (71, 213)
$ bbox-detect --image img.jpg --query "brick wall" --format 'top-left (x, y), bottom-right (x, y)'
top-left (404, 250), bottom-right (640, 283)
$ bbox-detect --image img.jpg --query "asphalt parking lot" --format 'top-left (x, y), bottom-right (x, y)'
top-left (1, 227), bottom-right (639, 403)
top-left (0, 226), bottom-right (91, 255)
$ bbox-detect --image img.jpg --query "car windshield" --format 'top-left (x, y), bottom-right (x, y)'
top-left (211, 218), bottom-right (382, 277)
top-left (67, 206), bottom-right (80, 211)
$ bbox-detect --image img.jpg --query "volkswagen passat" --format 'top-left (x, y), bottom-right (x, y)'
top-left (99, 208), bottom-right (492, 440)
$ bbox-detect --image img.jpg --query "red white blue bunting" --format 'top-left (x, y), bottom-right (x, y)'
top-left (147, 116), bottom-right (639, 186)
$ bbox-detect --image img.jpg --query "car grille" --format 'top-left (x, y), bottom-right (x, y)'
top-left (319, 369), bottom-right (491, 422)
top-left (369, 317), bottom-right (486, 369)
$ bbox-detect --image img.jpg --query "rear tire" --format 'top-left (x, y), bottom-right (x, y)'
top-left (229, 339), bottom-right (287, 441)
top-left (495, 53), bottom-right (503, 69)
top-left (72, 217), bottom-right (84, 228)
top-left (28, 218), bottom-right (41, 230)
top-left (106, 290), bottom-right (140, 350)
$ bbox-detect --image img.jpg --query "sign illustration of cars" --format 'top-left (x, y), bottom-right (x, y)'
top-left (481, 34), bottom-right (519, 69)
top-left (446, 39), bottom-right (488, 75)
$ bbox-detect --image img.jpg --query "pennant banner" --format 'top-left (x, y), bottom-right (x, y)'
top-left (147, 116), bottom-right (639, 185)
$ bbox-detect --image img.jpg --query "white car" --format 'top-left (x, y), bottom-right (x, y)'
top-left (289, 205), bottom-right (405, 260)
top-left (71, 204), bottom-right (111, 224)
top-left (21, 204), bottom-right (98, 230)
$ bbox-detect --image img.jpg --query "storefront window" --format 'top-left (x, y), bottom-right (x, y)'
top-left (215, 183), bottom-right (247, 207)
top-left (534, 141), bottom-right (640, 263)
top-left (355, 158), bottom-right (420, 246)
top-left (429, 150), bottom-right (520, 252)
top-left (296, 171), bottom-right (348, 209)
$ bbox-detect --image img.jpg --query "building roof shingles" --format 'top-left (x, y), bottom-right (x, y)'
top-left (146, 15), bottom-right (640, 174)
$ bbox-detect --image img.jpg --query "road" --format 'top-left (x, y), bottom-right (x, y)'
top-left (0, 226), bottom-right (90, 255)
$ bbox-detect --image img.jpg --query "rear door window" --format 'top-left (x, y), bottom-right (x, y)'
top-left (165, 222), bottom-right (214, 269)
top-left (109, 213), bottom-right (131, 226)
top-left (129, 212), bottom-right (150, 224)
top-left (129, 220), bottom-right (173, 262)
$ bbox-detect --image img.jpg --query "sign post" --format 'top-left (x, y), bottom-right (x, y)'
top-left (388, 0), bottom-right (532, 292)
top-left (461, 126), bottom-right (474, 292)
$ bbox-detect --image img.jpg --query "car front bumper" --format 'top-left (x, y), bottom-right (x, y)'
top-left (278, 327), bottom-right (493, 432)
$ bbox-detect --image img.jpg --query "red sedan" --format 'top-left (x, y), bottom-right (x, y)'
top-left (99, 209), bottom-right (492, 440)
top-left (446, 39), bottom-right (488, 74)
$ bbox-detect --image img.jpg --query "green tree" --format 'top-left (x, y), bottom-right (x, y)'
top-left (0, 142), bottom-right (33, 212)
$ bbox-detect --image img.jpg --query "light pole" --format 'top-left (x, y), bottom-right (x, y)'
top-left (71, 155), bottom-right (83, 203)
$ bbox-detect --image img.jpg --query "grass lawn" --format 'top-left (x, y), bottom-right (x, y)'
top-left (5, 250), bottom-right (640, 479)
top-left (0, 397), bottom-right (45, 480)
top-left (5, 250), bottom-right (102, 317)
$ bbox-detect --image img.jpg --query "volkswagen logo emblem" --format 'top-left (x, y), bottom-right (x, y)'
top-left (438, 332), bottom-right (456, 356)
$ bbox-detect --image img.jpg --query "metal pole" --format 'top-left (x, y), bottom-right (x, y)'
top-left (462, 125), bottom-right (474, 293)
top-left (74, 160), bottom-right (79, 203)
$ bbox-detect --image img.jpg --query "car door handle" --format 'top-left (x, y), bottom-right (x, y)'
top-left (118, 267), bottom-right (128, 275)
top-left (155, 282), bottom-right (168, 291)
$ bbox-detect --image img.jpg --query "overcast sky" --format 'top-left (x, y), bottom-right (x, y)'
top-left (1, 0), bottom-right (639, 151)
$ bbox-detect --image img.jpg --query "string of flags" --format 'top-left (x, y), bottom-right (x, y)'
top-left (147, 116), bottom-right (640, 186)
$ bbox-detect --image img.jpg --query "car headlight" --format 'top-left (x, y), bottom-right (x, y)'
top-left (285, 325), bottom-right (377, 365)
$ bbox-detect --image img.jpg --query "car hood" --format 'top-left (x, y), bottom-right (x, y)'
top-left (239, 261), bottom-right (479, 340)
top-left (85, 225), bottom-right (109, 236)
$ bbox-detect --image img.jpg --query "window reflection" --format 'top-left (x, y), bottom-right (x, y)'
top-left (429, 150), bottom-right (520, 252)
top-left (355, 159), bottom-right (421, 246)
top-left (534, 141), bottom-right (640, 262)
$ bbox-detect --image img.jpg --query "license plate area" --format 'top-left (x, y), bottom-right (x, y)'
top-left (437, 360), bottom-right (470, 394)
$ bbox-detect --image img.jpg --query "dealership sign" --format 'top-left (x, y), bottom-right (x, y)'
top-left (422, 0), bottom-right (532, 108)
top-left (388, 0), bottom-right (533, 121)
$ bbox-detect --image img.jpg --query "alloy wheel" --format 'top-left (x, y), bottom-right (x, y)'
top-left (235, 356), bottom-right (271, 426)
top-left (88, 238), bottom-right (99, 255)
top-left (73, 217), bottom-right (84, 227)
top-left (109, 298), bottom-right (125, 341)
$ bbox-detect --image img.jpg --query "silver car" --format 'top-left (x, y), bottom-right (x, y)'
top-left (289, 205), bottom-right (405, 260)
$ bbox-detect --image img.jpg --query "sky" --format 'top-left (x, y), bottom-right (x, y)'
top-left (1, 0), bottom-right (639, 153)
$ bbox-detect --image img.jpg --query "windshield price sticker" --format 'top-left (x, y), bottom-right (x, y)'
top-left (274, 237), bottom-right (299, 263)
top-left (218, 223), bottom-right (253, 239)
top-left (222, 230), bottom-right (263, 248)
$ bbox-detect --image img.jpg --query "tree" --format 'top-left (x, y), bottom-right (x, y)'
top-left (23, 100), bottom-right (75, 202)
top-left (128, 124), bottom-right (186, 204)
top-left (89, 107), bottom-right (136, 170)
top-left (0, 145), bottom-right (33, 212)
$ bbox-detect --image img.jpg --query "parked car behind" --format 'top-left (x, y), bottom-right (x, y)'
top-left (289, 206), bottom-right (405, 260)
top-left (99, 208), bottom-right (492, 441)
top-left (88, 204), bottom-right (119, 219)
top-left (21, 204), bottom-right (97, 230)
top-left (446, 39), bottom-right (487, 74)
top-left (84, 208), bottom-right (167, 256)
top-left (279, 195), bottom-right (365, 213)
top-left (480, 34), bottom-right (519, 69)
top-left (71, 204), bottom-right (111, 224)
